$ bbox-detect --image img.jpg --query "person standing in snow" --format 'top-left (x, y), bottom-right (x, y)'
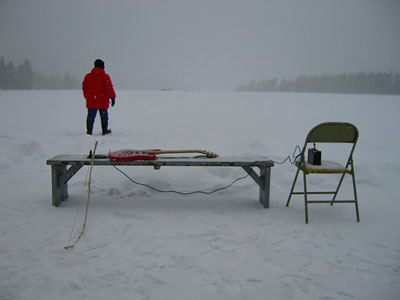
top-left (82, 59), bottom-right (116, 135)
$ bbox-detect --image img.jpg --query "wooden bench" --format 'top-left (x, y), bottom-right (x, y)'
top-left (46, 155), bottom-right (274, 208)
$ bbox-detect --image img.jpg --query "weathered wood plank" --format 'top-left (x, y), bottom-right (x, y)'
top-left (47, 155), bottom-right (274, 208)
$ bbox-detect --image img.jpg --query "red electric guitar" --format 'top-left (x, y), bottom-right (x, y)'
top-left (109, 149), bottom-right (219, 162)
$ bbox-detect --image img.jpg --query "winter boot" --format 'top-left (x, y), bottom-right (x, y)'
top-left (102, 129), bottom-right (112, 135)
top-left (101, 121), bottom-right (111, 135)
top-left (86, 121), bottom-right (94, 135)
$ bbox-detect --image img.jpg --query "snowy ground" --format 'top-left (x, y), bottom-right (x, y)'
top-left (0, 90), bottom-right (399, 300)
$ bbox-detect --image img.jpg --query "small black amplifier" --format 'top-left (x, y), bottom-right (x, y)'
top-left (308, 144), bottom-right (321, 165)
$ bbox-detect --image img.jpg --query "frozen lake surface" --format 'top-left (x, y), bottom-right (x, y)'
top-left (0, 90), bottom-right (399, 299)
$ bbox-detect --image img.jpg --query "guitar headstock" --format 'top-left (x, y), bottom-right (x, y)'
top-left (201, 151), bottom-right (219, 158)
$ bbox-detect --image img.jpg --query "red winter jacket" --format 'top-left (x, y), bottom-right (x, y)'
top-left (82, 67), bottom-right (116, 109)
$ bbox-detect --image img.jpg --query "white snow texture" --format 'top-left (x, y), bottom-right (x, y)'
top-left (0, 90), bottom-right (399, 299)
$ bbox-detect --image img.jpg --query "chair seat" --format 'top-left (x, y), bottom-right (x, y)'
top-left (296, 160), bottom-right (351, 174)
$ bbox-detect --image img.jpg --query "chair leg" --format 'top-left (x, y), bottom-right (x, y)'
top-left (286, 168), bottom-right (300, 207)
top-left (330, 162), bottom-right (360, 222)
top-left (351, 171), bottom-right (360, 222)
top-left (303, 172), bottom-right (309, 224)
top-left (331, 173), bottom-right (346, 205)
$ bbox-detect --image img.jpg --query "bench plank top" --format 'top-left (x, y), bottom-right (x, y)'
top-left (46, 154), bottom-right (274, 208)
top-left (46, 155), bottom-right (274, 168)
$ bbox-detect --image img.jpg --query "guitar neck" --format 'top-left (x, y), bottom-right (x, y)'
top-left (146, 150), bottom-right (218, 158)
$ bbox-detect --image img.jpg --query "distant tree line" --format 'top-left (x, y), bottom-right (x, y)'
top-left (0, 56), bottom-right (80, 90)
top-left (238, 72), bottom-right (400, 95)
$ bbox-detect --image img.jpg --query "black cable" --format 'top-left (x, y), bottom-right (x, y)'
top-left (111, 162), bottom-right (249, 196)
top-left (270, 145), bottom-right (302, 165)
top-left (109, 144), bottom-right (301, 195)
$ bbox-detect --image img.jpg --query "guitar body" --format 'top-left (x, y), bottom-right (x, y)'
top-left (109, 149), bottom-right (160, 162)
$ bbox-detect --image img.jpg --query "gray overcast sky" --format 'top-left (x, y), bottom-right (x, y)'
top-left (1, 0), bottom-right (399, 90)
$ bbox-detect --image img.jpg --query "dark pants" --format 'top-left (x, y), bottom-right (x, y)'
top-left (86, 109), bottom-right (108, 134)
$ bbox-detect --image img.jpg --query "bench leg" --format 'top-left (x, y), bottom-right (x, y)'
top-left (51, 165), bottom-right (68, 207)
top-left (259, 167), bottom-right (271, 208)
top-left (242, 166), bottom-right (271, 208)
top-left (50, 164), bottom-right (84, 207)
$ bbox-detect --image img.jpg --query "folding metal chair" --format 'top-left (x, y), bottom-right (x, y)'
top-left (286, 122), bottom-right (360, 223)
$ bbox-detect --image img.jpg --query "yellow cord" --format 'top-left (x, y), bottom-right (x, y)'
top-left (65, 141), bottom-right (98, 250)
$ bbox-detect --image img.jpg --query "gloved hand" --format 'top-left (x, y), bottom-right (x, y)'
top-left (111, 98), bottom-right (115, 107)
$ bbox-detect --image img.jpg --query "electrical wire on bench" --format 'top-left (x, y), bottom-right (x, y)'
top-left (110, 144), bottom-right (302, 195)
top-left (270, 145), bottom-right (302, 165)
top-left (111, 162), bottom-right (249, 195)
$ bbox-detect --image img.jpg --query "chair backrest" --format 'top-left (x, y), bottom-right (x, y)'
top-left (306, 122), bottom-right (358, 144)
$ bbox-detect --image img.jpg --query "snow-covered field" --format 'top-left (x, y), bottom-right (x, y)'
top-left (1, 90), bottom-right (399, 300)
